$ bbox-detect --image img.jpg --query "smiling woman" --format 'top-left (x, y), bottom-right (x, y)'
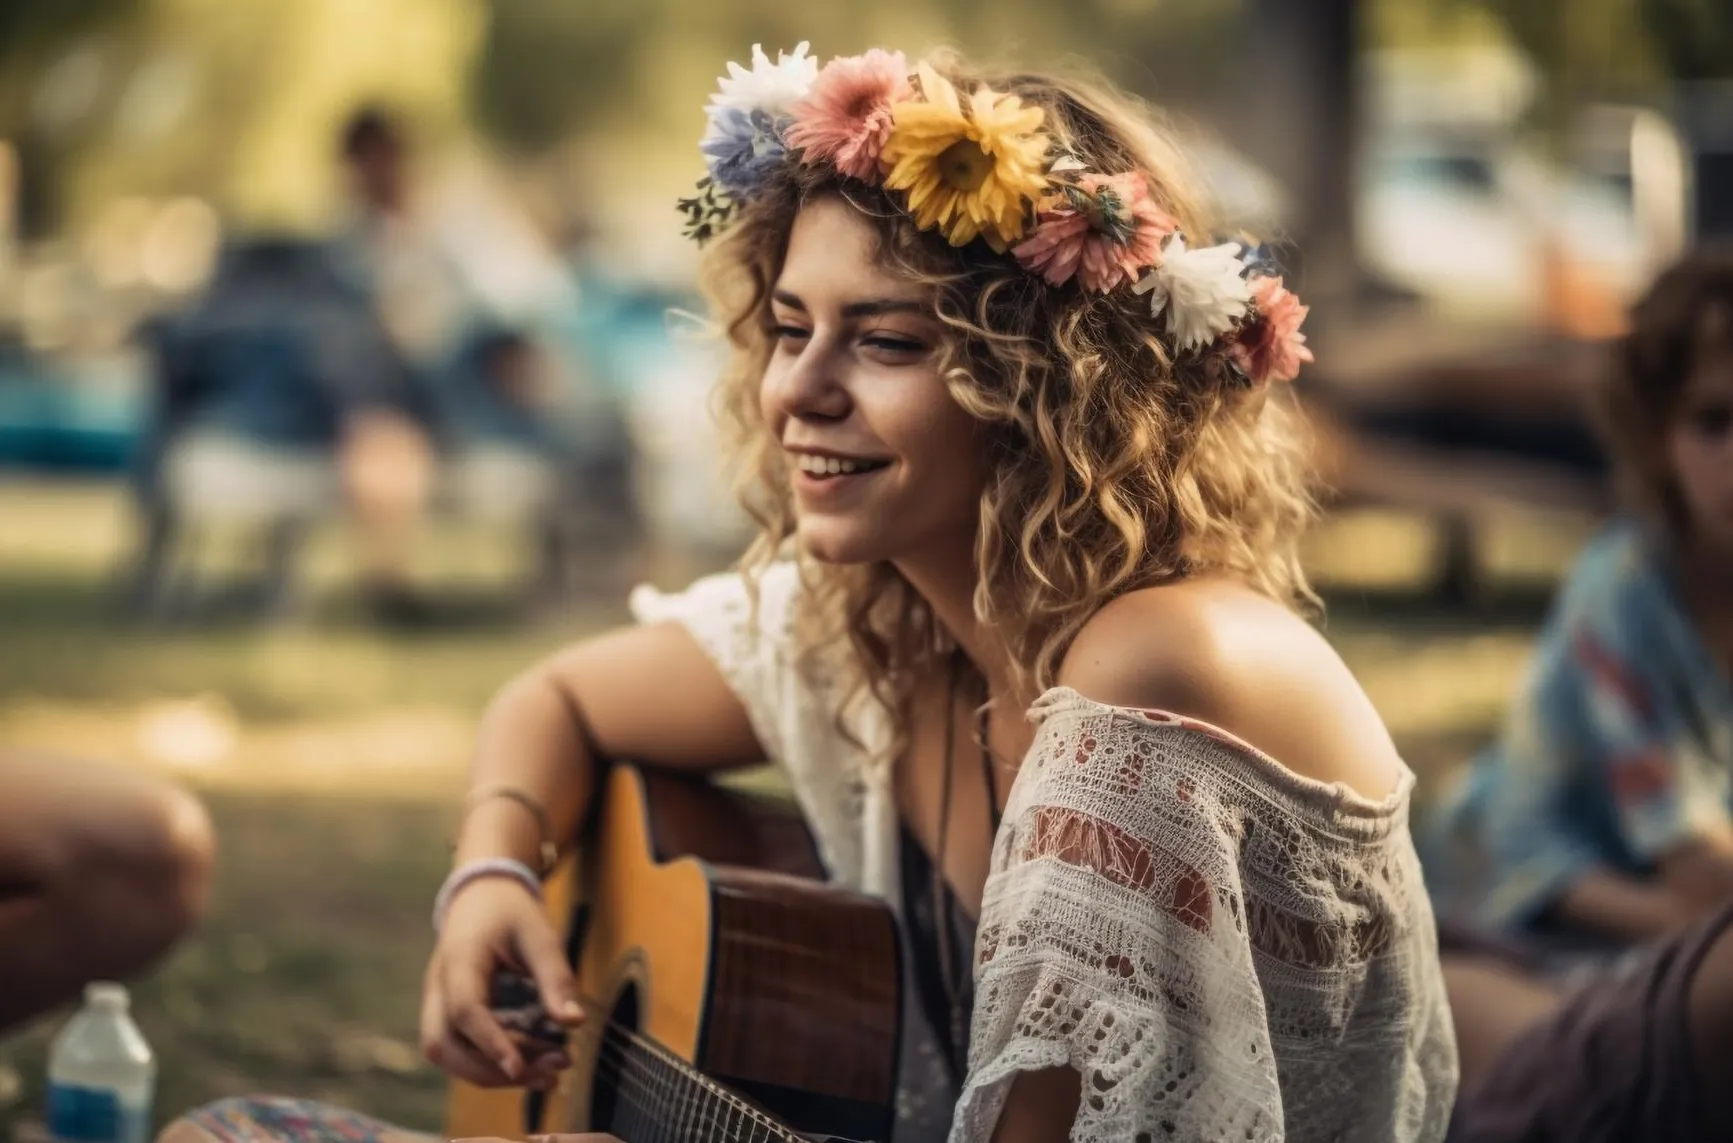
top-left (162, 43), bottom-right (1456, 1143)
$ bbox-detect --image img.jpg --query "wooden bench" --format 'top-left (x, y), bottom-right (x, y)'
top-left (1305, 328), bottom-right (1615, 600)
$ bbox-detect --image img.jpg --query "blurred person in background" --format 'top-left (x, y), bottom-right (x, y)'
top-left (326, 107), bottom-right (453, 621)
top-left (1424, 247), bottom-right (1733, 1142)
top-left (134, 106), bottom-right (586, 625)
top-left (331, 106), bottom-right (594, 615)
top-left (0, 749), bottom-right (215, 1032)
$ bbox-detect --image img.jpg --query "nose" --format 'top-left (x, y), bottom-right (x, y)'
top-left (764, 336), bottom-right (850, 423)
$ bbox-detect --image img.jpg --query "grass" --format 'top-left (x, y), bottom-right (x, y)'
top-left (0, 477), bottom-right (1594, 1138)
top-left (1, 792), bottom-right (457, 1134)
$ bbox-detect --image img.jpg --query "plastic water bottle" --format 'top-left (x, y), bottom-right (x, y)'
top-left (46, 983), bottom-right (155, 1143)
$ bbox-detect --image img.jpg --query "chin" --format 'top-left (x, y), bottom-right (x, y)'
top-left (796, 517), bottom-right (889, 566)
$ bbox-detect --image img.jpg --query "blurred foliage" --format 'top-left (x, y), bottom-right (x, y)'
top-left (3, 0), bottom-right (482, 234)
top-left (471, 0), bottom-right (1241, 154)
top-left (1635, 0), bottom-right (1733, 82)
top-left (0, 0), bottom-right (143, 102)
top-left (472, 0), bottom-right (641, 152)
top-left (0, 0), bottom-right (145, 234)
top-left (1367, 0), bottom-right (1729, 153)
top-left (1, 0), bottom-right (1727, 243)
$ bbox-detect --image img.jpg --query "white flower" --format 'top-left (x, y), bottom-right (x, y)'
top-left (706, 42), bottom-right (818, 120)
top-left (1132, 234), bottom-right (1252, 351)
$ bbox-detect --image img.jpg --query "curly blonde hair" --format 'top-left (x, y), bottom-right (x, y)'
top-left (696, 54), bottom-right (1318, 738)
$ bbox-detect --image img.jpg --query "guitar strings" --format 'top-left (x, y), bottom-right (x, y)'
top-left (586, 1047), bottom-right (779, 1143)
top-left (563, 1016), bottom-right (802, 1143)
top-left (588, 1040), bottom-right (790, 1143)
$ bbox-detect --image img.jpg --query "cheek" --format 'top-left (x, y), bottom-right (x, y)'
top-left (1669, 431), bottom-right (1720, 491)
top-left (905, 402), bottom-right (991, 494)
top-left (758, 359), bottom-right (786, 431)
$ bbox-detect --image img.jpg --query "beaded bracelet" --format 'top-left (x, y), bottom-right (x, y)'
top-left (457, 784), bottom-right (559, 875)
top-left (432, 857), bottom-right (542, 934)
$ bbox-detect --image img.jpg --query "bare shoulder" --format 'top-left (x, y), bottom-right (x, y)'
top-left (1056, 579), bottom-right (1404, 799)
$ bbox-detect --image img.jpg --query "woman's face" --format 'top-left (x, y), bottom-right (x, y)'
top-left (1667, 344), bottom-right (1733, 560)
top-left (761, 196), bottom-right (992, 566)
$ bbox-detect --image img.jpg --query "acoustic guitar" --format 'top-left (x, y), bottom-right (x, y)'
top-left (443, 763), bottom-right (904, 1142)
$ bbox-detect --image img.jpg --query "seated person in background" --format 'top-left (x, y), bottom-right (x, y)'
top-left (0, 749), bottom-right (215, 1032)
top-left (131, 237), bottom-right (426, 620)
top-left (328, 108), bottom-right (455, 619)
top-left (1422, 247), bottom-right (1733, 1140)
top-left (1426, 248), bottom-right (1733, 947)
top-left (330, 106), bottom-right (583, 617)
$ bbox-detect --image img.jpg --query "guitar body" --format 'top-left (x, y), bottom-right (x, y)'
top-left (444, 764), bottom-right (903, 1142)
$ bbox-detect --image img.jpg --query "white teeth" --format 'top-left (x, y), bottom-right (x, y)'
top-left (796, 454), bottom-right (877, 476)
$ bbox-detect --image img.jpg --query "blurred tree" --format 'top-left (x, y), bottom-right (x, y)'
top-left (1475, 0), bottom-right (1730, 127)
top-left (1638, 0), bottom-right (1733, 81)
top-left (1486, 0), bottom-right (1661, 137)
top-left (0, 0), bottom-right (143, 93)
top-left (0, 0), bottom-right (145, 236)
top-left (1229, 0), bottom-right (1360, 305)
top-left (472, 0), bottom-right (642, 153)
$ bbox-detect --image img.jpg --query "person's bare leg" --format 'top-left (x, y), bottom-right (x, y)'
top-left (1440, 952), bottom-right (1565, 1095)
top-left (337, 408), bottom-right (435, 593)
top-left (0, 750), bottom-right (216, 1031)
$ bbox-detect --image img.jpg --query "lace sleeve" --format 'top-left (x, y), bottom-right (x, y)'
top-left (952, 697), bottom-right (1284, 1143)
top-left (627, 563), bottom-right (805, 765)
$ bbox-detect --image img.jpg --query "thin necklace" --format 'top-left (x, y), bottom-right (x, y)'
top-left (931, 661), bottom-right (1000, 1064)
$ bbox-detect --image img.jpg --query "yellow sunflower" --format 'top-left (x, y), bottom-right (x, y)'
top-left (881, 62), bottom-right (1050, 251)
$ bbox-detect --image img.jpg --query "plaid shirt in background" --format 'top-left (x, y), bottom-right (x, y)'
top-left (1421, 520), bottom-right (1733, 932)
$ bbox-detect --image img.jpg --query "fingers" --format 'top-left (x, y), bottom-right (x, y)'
top-left (509, 1028), bottom-right (571, 1085)
top-left (448, 962), bottom-right (528, 1083)
top-left (421, 978), bottom-right (516, 1088)
top-left (515, 916), bottom-right (585, 1027)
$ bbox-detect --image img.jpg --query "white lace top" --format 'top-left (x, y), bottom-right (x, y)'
top-left (631, 564), bottom-right (1459, 1143)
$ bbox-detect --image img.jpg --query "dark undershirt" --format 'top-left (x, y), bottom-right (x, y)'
top-left (899, 819), bottom-right (981, 1086)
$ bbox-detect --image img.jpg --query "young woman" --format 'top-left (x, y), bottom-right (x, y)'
top-left (163, 46), bottom-right (1457, 1143)
top-left (1426, 248), bottom-right (1733, 1141)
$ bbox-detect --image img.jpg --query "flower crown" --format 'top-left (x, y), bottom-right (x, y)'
top-left (680, 44), bottom-right (1313, 387)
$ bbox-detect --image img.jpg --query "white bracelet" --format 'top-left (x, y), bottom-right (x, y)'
top-left (432, 857), bottom-right (542, 933)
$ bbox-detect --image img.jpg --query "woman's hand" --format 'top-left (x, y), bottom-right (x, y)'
top-left (420, 877), bottom-right (584, 1088)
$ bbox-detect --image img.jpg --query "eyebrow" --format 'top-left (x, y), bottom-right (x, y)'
top-left (771, 289), bottom-right (927, 319)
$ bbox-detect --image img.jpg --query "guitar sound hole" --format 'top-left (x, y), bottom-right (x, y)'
top-left (589, 983), bottom-right (641, 1136)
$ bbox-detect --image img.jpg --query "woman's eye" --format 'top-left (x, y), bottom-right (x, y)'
top-left (771, 325), bottom-right (810, 342)
top-left (864, 334), bottom-right (926, 354)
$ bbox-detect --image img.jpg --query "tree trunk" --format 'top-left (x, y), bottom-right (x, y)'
top-left (1228, 0), bottom-right (1362, 308)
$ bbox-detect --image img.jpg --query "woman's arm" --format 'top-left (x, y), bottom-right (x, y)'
top-left (427, 610), bottom-right (770, 1087)
top-left (1554, 830), bottom-right (1733, 942)
top-left (989, 1068), bottom-right (1082, 1143)
top-left (453, 620), bottom-right (767, 869)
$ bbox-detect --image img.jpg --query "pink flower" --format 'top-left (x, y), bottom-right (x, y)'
top-left (1013, 172), bottom-right (1175, 293)
top-left (1232, 275), bottom-right (1314, 384)
top-left (786, 49), bottom-right (913, 182)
